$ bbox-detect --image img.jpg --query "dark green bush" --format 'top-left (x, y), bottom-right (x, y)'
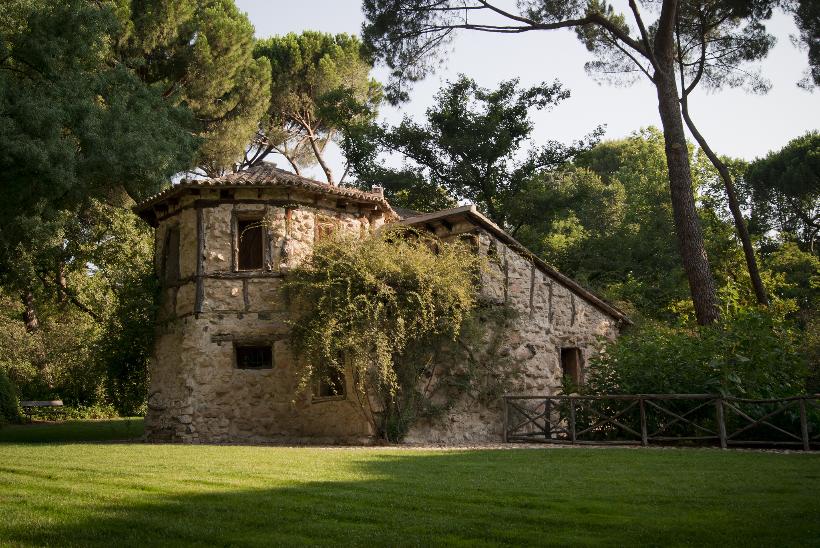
top-left (0, 369), bottom-right (21, 426)
top-left (586, 307), bottom-right (809, 398)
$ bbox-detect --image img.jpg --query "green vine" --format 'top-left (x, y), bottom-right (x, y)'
top-left (282, 226), bottom-right (487, 440)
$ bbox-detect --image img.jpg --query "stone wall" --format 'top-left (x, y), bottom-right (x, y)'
top-left (404, 223), bottom-right (621, 444)
top-left (145, 189), bottom-right (622, 444)
top-left (145, 189), bottom-right (383, 443)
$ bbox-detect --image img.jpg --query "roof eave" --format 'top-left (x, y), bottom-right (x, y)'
top-left (399, 205), bottom-right (632, 325)
top-left (133, 181), bottom-right (397, 227)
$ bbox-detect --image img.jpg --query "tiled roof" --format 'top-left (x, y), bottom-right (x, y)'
top-left (400, 205), bottom-right (631, 324)
top-left (134, 163), bottom-right (395, 215)
top-left (392, 206), bottom-right (424, 220)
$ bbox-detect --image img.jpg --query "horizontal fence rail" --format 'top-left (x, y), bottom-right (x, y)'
top-left (503, 394), bottom-right (820, 450)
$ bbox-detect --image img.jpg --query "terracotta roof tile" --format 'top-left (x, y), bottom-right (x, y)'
top-left (134, 164), bottom-right (395, 217)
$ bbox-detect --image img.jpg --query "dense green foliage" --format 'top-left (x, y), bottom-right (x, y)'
top-left (0, 0), bottom-right (270, 416)
top-left (586, 308), bottom-right (808, 398)
top-left (745, 131), bottom-right (819, 252)
top-left (0, 369), bottom-right (21, 426)
top-left (247, 32), bottom-right (382, 183)
top-left (282, 228), bottom-right (481, 439)
top-left (115, 0), bottom-right (272, 174)
top-left (505, 128), bottom-right (731, 319)
top-left (0, 201), bottom-right (156, 415)
top-left (0, 0), bottom-right (197, 249)
top-left (346, 75), bottom-right (601, 221)
top-left (0, 442), bottom-right (818, 545)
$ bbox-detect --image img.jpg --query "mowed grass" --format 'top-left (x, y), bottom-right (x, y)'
top-left (0, 418), bottom-right (143, 443)
top-left (0, 425), bottom-right (818, 546)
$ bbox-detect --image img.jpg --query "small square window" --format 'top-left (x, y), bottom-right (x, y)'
top-left (313, 366), bottom-right (345, 400)
top-left (235, 345), bottom-right (272, 369)
top-left (237, 219), bottom-right (264, 271)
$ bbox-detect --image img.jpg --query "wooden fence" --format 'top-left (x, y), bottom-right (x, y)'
top-left (503, 394), bottom-right (820, 450)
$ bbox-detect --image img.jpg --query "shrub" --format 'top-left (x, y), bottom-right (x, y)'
top-left (25, 403), bottom-right (120, 421)
top-left (0, 368), bottom-right (21, 426)
top-left (585, 307), bottom-right (809, 398)
top-left (283, 226), bottom-right (483, 440)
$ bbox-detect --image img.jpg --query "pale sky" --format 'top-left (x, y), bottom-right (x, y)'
top-left (236, 0), bottom-right (819, 181)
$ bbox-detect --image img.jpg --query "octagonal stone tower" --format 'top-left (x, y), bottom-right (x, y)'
top-left (134, 164), bottom-right (395, 443)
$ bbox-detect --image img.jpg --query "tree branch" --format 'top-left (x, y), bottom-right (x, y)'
top-left (628, 0), bottom-right (659, 72)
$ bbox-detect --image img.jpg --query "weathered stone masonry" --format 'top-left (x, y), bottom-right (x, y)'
top-left (399, 206), bottom-right (626, 443)
top-left (138, 166), bottom-right (392, 443)
top-left (135, 166), bottom-right (629, 444)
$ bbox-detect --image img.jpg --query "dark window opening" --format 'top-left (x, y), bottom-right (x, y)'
top-left (313, 366), bottom-right (345, 399)
top-left (163, 226), bottom-right (180, 285)
top-left (235, 345), bottom-right (272, 369)
top-left (237, 219), bottom-right (264, 271)
top-left (561, 347), bottom-right (583, 385)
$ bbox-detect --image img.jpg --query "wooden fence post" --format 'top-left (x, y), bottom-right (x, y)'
top-left (639, 397), bottom-right (648, 447)
top-left (799, 398), bottom-right (810, 451)
top-left (716, 398), bottom-right (727, 449)
top-left (545, 398), bottom-right (551, 440)
top-left (503, 396), bottom-right (508, 443)
top-left (569, 398), bottom-right (577, 444)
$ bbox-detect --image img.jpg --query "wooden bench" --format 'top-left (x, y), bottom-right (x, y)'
top-left (20, 400), bottom-right (64, 422)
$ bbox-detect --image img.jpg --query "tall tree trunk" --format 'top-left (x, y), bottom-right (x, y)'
top-left (653, 0), bottom-right (720, 324)
top-left (309, 135), bottom-right (335, 185)
top-left (680, 102), bottom-right (769, 305)
top-left (22, 290), bottom-right (39, 333)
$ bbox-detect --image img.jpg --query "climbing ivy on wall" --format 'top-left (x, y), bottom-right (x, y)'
top-left (282, 226), bottom-right (487, 440)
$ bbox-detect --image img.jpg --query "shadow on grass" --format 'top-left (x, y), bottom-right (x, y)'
top-left (1, 448), bottom-right (818, 546)
top-left (0, 418), bottom-right (143, 443)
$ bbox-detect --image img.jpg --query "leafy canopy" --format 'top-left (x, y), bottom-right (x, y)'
top-left (745, 131), bottom-right (820, 251)
top-left (247, 32), bottom-right (382, 184)
top-left (0, 0), bottom-right (198, 270)
top-left (115, 0), bottom-right (272, 175)
top-left (346, 75), bottom-right (601, 224)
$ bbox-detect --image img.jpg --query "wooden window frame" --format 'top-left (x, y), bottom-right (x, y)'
top-left (560, 347), bottom-right (584, 385)
top-left (161, 224), bottom-right (181, 285)
top-left (233, 214), bottom-right (268, 272)
top-left (234, 343), bottom-right (273, 370)
top-left (314, 216), bottom-right (338, 243)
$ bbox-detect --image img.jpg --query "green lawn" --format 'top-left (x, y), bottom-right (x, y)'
top-left (0, 424), bottom-right (818, 546)
top-left (0, 418), bottom-right (143, 443)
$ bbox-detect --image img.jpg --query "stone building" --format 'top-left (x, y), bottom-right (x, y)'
top-left (134, 164), bottom-right (629, 443)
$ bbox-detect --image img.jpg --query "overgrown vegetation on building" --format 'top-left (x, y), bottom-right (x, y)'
top-left (283, 228), bottom-right (492, 440)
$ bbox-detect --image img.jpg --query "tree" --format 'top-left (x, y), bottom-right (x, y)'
top-left (508, 128), bottom-right (768, 320)
top-left (345, 75), bottom-right (601, 224)
top-left (670, 1), bottom-right (777, 305)
top-left (0, 0), bottom-right (198, 325)
top-left (510, 128), bottom-right (691, 318)
top-left (116, 0), bottom-right (272, 175)
top-left (361, 0), bottom-right (806, 324)
top-left (745, 132), bottom-right (820, 253)
top-left (783, 0), bottom-right (820, 89)
top-left (244, 32), bottom-right (382, 184)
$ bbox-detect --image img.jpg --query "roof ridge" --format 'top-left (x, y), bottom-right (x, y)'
top-left (133, 164), bottom-right (395, 225)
